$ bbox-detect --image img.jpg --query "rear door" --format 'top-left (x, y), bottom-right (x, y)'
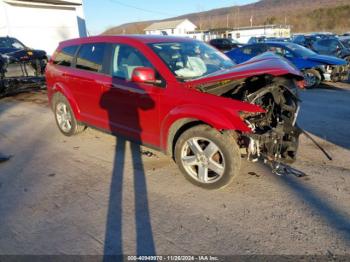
top-left (48, 44), bottom-right (79, 102)
top-left (67, 42), bottom-right (110, 127)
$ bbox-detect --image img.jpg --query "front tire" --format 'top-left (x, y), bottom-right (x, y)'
top-left (303, 69), bottom-right (321, 88)
top-left (53, 93), bottom-right (86, 136)
top-left (174, 125), bottom-right (241, 189)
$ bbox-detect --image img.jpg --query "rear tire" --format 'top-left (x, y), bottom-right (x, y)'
top-left (53, 93), bottom-right (86, 136)
top-left (174, 125), bottom-right (241, 189)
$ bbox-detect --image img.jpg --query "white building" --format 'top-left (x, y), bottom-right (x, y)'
top-left (0, 0), bottom-right (87, 55)
top-left (144, 19), bottom-right (197, 37)
top-left (186, 30), bottom-right (211, 41)
top-left (229, 25), bottom-right (291, 43)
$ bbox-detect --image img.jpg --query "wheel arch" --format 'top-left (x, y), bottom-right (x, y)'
top-left (51, 83), bottom-right (82, 121)
top-left (160, 105), bottom-right (251, 157)
top-left (165, 118), bottom-right (207, 157)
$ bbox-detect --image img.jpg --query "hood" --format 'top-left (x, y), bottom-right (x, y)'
top-left (188, 52), bottom-right (303, 86)
top-left (307, 54), bottom-right (347, 65)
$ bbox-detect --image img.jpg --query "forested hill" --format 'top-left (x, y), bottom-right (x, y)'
top-left (103, 0), bottom-right (350, 35)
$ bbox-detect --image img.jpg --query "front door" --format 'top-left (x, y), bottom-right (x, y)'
top-left (99, 44), bottom-right (162, 147)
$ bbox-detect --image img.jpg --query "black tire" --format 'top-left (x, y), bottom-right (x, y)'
top-left (303, 69), bottom-right (321, 88)
top-left (344, 56), bottom-right (350, 64)
top-left (174, 125), bottom-right (241, 189)
top-left (52, 93), bottom-right (86, 136)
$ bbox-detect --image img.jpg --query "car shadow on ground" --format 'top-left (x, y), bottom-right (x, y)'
top-left (0, 101), bottom-right (16, 162)
top-left (298, 85), bottom-right (350, 150)
top-left (100, 83), bottom-right (156, 258)
top-left (103, 139), bottom-right (156, 258)
top-left (259, 162), bottom-right (350, 244)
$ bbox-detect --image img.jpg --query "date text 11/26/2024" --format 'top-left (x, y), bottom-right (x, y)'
top-left (127, 255), bottom-right (219, 261)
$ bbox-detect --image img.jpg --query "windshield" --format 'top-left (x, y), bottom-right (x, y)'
top-left (284, 43), bottom-right (316, 56)
top-left (149, 41), bottom-right (235, 81)
top-left (0, 37), bottom-right (25, 49)
top-left (229, 39), bottom-right (239, 44)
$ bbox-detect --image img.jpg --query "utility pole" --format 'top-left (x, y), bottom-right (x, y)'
top-left (197, 4), bottom-right (203, 30)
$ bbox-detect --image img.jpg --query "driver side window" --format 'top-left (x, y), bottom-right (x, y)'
top-left (112, 44), bottom-right (153, 80)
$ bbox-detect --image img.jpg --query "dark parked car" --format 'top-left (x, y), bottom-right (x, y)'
top-left (46, 35), bottom-right (303, 189)
top-left (311, 38), bottom-right (350, 61)
top-left (226, 42), bottom-right (348, 88)
top-left (340, 36), bottom-right (350, 49)
top-left (0, 36), bottom-right (47, 63)
top-left (209, 38), bottom-right (241, 51)
top-left (247, 36), bottom-right (290, 44)
top-left (311, 39), bottom-right (350, 81)
top-left (247, 36), bottom-right (267, 44)
top-left (0, 36), bottom-right (47, 97)
top-left (292, 34), bottom-right (336, 49)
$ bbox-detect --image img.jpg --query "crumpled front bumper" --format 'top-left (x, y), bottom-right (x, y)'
top-left (321, 64), bottom-right (350, 82)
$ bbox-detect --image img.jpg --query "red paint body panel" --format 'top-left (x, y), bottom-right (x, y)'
top-left (46, 35), bottom-right (302, 152)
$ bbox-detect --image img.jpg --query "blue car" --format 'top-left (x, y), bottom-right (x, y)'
top-left (226, 42), bottom-right (349, 88)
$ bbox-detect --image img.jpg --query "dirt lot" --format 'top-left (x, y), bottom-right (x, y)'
top-left (0, 82), bottom-right (350, 257)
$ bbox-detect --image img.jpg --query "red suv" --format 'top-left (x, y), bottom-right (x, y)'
top-left (46, 35), bottom-right (303, 189)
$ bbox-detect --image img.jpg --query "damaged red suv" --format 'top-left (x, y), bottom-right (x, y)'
top-left (46, 35), bottom-right (303, 189)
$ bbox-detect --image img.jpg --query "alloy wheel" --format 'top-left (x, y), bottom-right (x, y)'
top-left (180, 137), bottom-right (225, 184)
top-left (56, 102), bottom-right (72, 133)
top-left (304, 72), bottom-right (317, 87)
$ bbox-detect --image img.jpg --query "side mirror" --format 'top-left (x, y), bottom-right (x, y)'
top-left (131, 67), bottom-right (159, 85)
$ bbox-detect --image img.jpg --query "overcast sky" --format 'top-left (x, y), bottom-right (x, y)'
top-left (83, 0), bottom-right (258, 35)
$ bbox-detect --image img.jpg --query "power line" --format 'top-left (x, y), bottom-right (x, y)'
top-left (108, 0), bottom-right (174, 16)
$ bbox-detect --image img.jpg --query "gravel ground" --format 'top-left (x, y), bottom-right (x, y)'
top-left (0, 83), bottom-right (349, 257)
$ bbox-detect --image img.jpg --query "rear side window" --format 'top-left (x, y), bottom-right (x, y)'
top-left (76, 43), bottom-right (106, 73)
top-left (53, 45), bottom-right (78, 67)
